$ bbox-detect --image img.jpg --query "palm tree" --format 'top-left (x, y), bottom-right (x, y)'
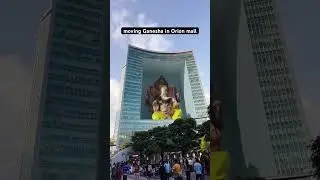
top-left (311, 135), bottom-right (320, 179)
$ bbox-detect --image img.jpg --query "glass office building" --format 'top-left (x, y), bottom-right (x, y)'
top-left (212, 0), bottom-right (312, 179)
top-left (242, 0), bottom-right (312, 178)
top-left (116, 45), bottom-right (207, 144)
top-left (19, 1), bottom-right (104, 179)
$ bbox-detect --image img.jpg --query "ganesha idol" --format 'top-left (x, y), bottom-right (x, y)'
top-left (145, 76), bottom-right (182, 120)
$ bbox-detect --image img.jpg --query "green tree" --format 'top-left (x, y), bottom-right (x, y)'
top-left (197, 120), bottom-right (210, 141)
top-left (131, 118), bottom-right (204, 159)
top-left (131, 131), bottom-right (150, 154)
top-left (120, 135), bottom-right (132, 150)
top-left (311, 135), bottom-right (320, 179)
top-left (168, 118), bottom-right (198, 156)
top-left (146, 126), bottom-right (173, 161)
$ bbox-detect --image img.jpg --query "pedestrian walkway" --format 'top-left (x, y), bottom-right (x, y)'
top-left (127, 175), bottom-right (159, 180)
top-left (126, 173), bottom-right (209, 180)
top-left (189, 173), bottom-right (210, 180)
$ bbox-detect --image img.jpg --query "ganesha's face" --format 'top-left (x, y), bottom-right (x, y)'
top-left (160, 86), bottom-right (168, 96)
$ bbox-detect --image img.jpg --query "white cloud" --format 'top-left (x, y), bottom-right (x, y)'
top-left (110, 3), bottom-right (173, 51)
top-left (109, 0), bottom-right (173, 138)
top-left (110, 79), bottom-right (122, 137)
top-left (109, 0), bottom-right (211, 137)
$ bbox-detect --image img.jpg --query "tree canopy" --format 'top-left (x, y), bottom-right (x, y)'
top-left (131, 118), bottom-right (209, 156)
top-left (167, 118), bottom-right (198, 155)
top-left (197, 120), bottom-right (210, 141)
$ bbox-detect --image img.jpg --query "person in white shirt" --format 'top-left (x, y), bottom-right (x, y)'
top-left (130, 165), bottom-right (133, 174)
top-left (147, 163), bottom-right (153, 180)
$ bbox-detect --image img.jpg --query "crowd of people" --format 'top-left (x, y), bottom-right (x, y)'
top-left (111, 161), bottom-right (156, 180)
top-left (159, 158), bottom-right (207, 180)
top-left (111, 153), bottom-right (209, 180)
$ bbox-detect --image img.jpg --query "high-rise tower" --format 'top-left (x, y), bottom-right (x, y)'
top-left (116, 45), bottom-right (208, 145)
top-left (20, 1), bottom-right (104, 179)
top-left (212, 0), bottom-right (312, 179)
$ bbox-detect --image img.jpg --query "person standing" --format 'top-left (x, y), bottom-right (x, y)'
top-left (134, 163), bottom-right (140, 179)
top-left (130, 163), bottom-right (133, 174)
top-left (192, 157), bottom-right (196, 168)
top-left (204, 154), bottom-right (210, 176)
top-left (122, 163), bottom-right (130, 180)
top-left (188, 158), bottom-right (193, 172)
top-left (147, 162), bottom-right (153, 180)
top-left (164, 160), bottom-right (171, 180)
top-left (200, 155), bottom-right (206, 176)
top-left (159, 161), bottom-right (165, 180)
top-left (117, 164), bottom-right (122, 180)
top-left (111, 164), bottom-right (117, 180)
top-left (194, 159), bottom-right (203, 180)
top-left (172, 159), bottom-right (182, 180)
top-left (184, 160), bottom-right (191, 180)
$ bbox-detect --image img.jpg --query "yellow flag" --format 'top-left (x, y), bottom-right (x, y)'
top-left (200, 135), bottom-right (208, 151)
top-left (210, 151), bottom-right (230, 180)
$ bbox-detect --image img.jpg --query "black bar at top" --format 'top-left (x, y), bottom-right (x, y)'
top-left (121, 27), bottom-right (199, 34)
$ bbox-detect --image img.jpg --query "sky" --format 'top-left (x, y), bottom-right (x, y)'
top-left (109, 0), bottom-right (211, 137)
top-left (0, 0), bottom-right (319, 179)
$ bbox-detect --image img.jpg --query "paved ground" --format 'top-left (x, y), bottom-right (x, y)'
top-left (126, 175), bottom-right (158, 180)
top-left (126, 173), bottom-right (209, 180)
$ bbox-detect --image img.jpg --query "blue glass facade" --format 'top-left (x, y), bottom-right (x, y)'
top-left (20, 1), bottom-right (104, 180)
top-left (116, 46), bottom-right (207, 144)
